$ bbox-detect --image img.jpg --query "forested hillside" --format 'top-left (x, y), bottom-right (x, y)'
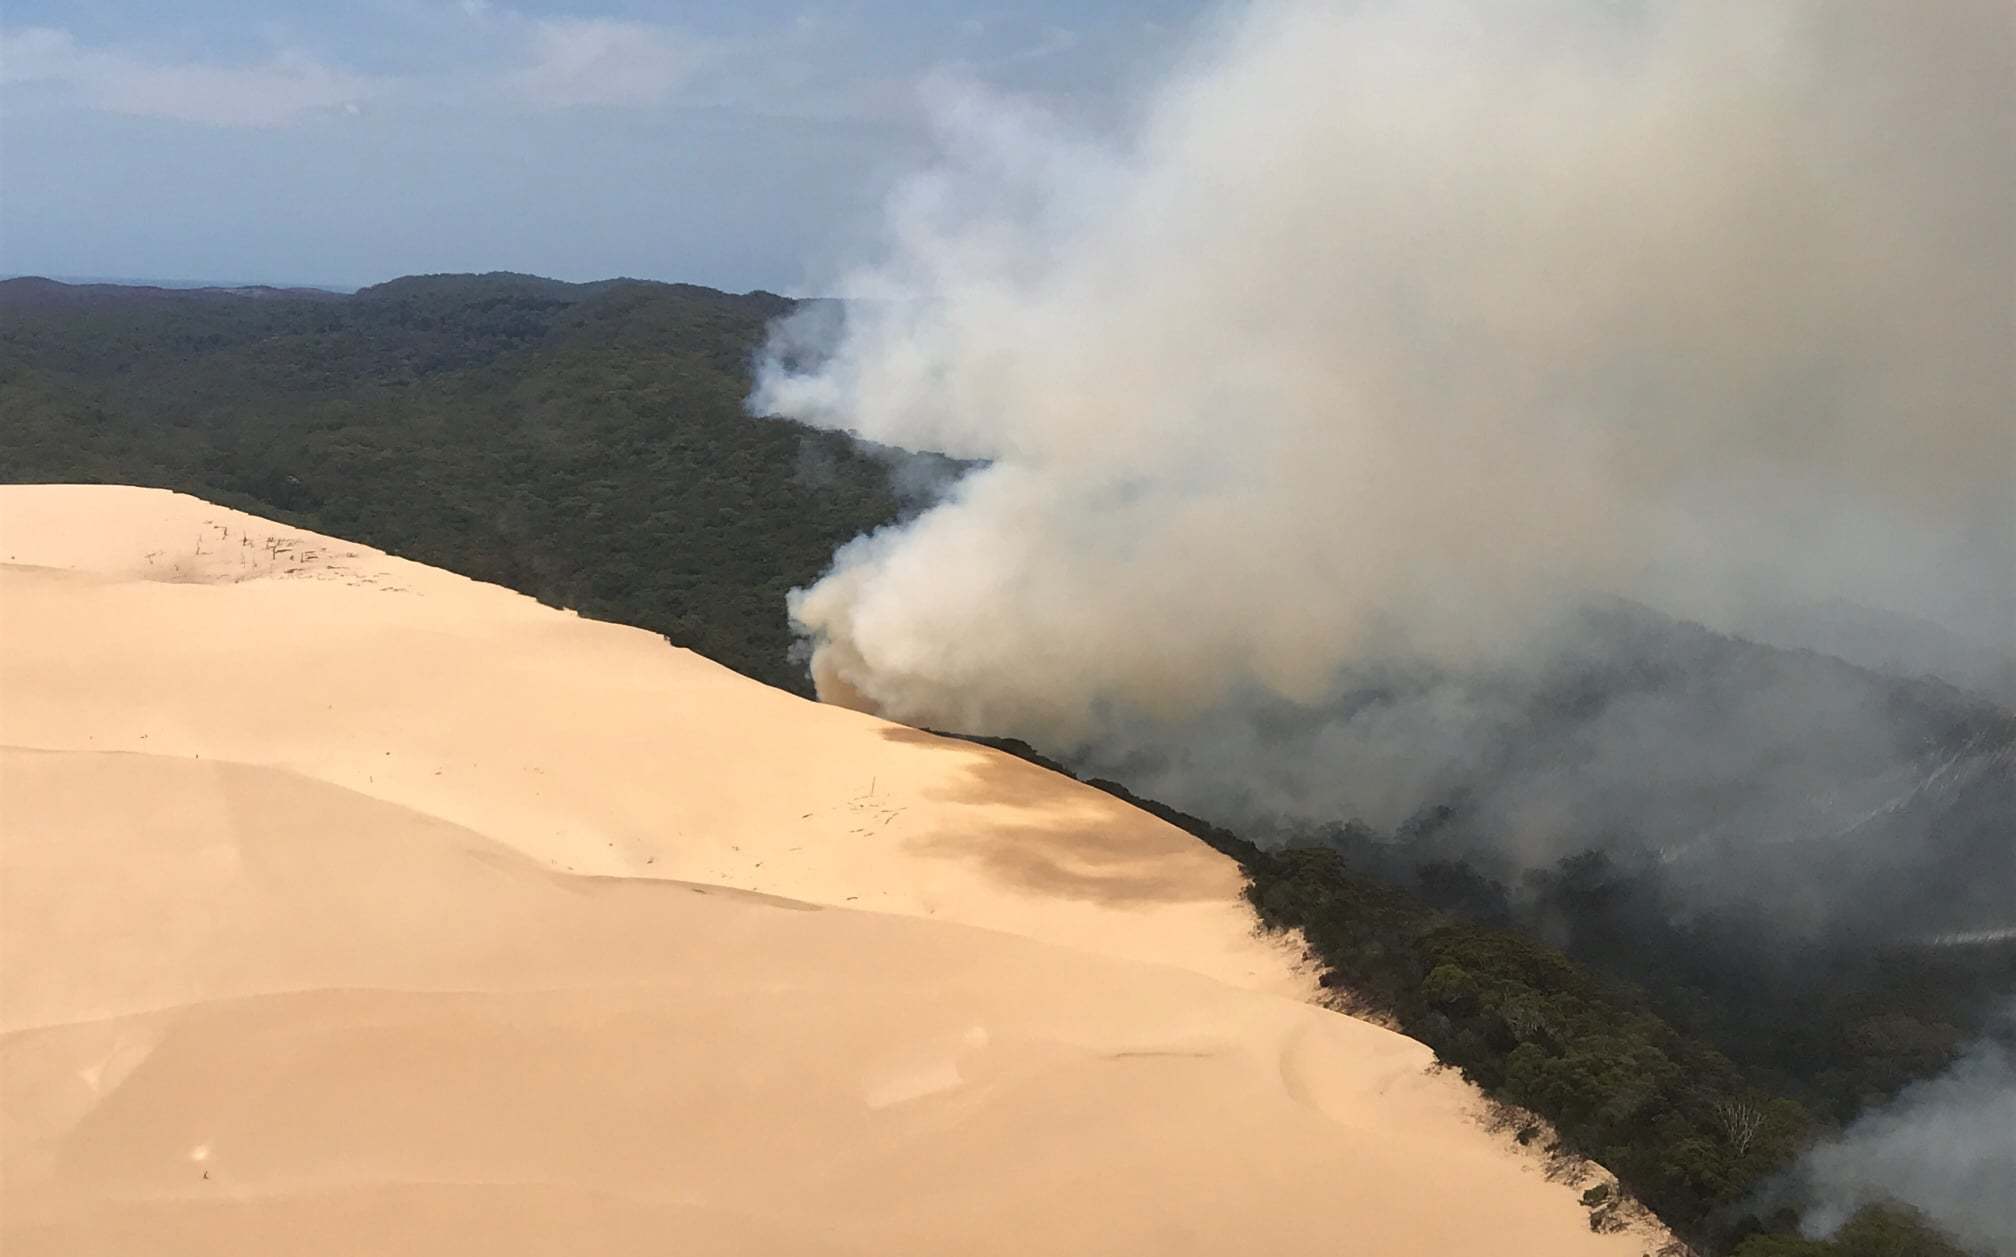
top-left (0, 272), bottom-right (900, 693)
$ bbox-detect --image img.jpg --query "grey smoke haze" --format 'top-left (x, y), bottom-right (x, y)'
top-left (1799, 1035), bottom-right (2016, 1255)
top-left (753, 0), bottom-right (2013, 754)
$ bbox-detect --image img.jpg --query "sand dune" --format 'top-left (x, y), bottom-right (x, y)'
top-left (0, 485), bottom-right (1657, 1254)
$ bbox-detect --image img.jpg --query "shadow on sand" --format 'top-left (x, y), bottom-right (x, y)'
top-left (875, 725), bottom-right (1233, 907)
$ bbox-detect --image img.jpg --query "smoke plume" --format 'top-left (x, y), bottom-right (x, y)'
top-left (1798, 1035), bottom-right (2016, 1255)
top-left (753, 0), bottom-right (2012, 759)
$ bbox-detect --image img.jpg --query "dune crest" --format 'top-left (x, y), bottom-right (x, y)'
top-left (1, 485), bottom-right (1659, 1254)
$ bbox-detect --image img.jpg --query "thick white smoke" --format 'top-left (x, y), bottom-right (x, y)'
top-left (753, 0), bottom-right (2013, 747)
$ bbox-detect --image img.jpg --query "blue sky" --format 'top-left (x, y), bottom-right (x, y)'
top-left (0, 1), bottom-right (1203, 290)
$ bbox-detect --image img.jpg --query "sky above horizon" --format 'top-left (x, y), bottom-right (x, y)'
top-left (0, 1), bottom-right (1204, 292)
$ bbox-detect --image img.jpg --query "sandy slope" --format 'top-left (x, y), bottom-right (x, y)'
top-left (0, 485), bottom-right (1656, 1254)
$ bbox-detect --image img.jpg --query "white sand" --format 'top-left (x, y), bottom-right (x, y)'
top-left (0, 485), bottom-right (1658, 1254)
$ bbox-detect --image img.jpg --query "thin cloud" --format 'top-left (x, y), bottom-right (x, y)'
top-left (1005, 26), bottom-right (1081, 65)
top-left (510, 18), bottom-right (704, 108)
top-left (0, 26), bottom-right (378, 127)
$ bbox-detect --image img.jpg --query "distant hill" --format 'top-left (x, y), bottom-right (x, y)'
top-left (0, 275), bottom-right (350, 305)
top-left (2, 271), bottom-right (355, 290)
top-left (1729, 596), bottom-right (2016, 707)
top-left (0, 272), bottom-right (900, 694)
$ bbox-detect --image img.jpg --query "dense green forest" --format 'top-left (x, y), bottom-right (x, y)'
top-left (0, 272), bottom-right (903, 693)
top-left (2, 274), bottom-right (1992, 1255)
